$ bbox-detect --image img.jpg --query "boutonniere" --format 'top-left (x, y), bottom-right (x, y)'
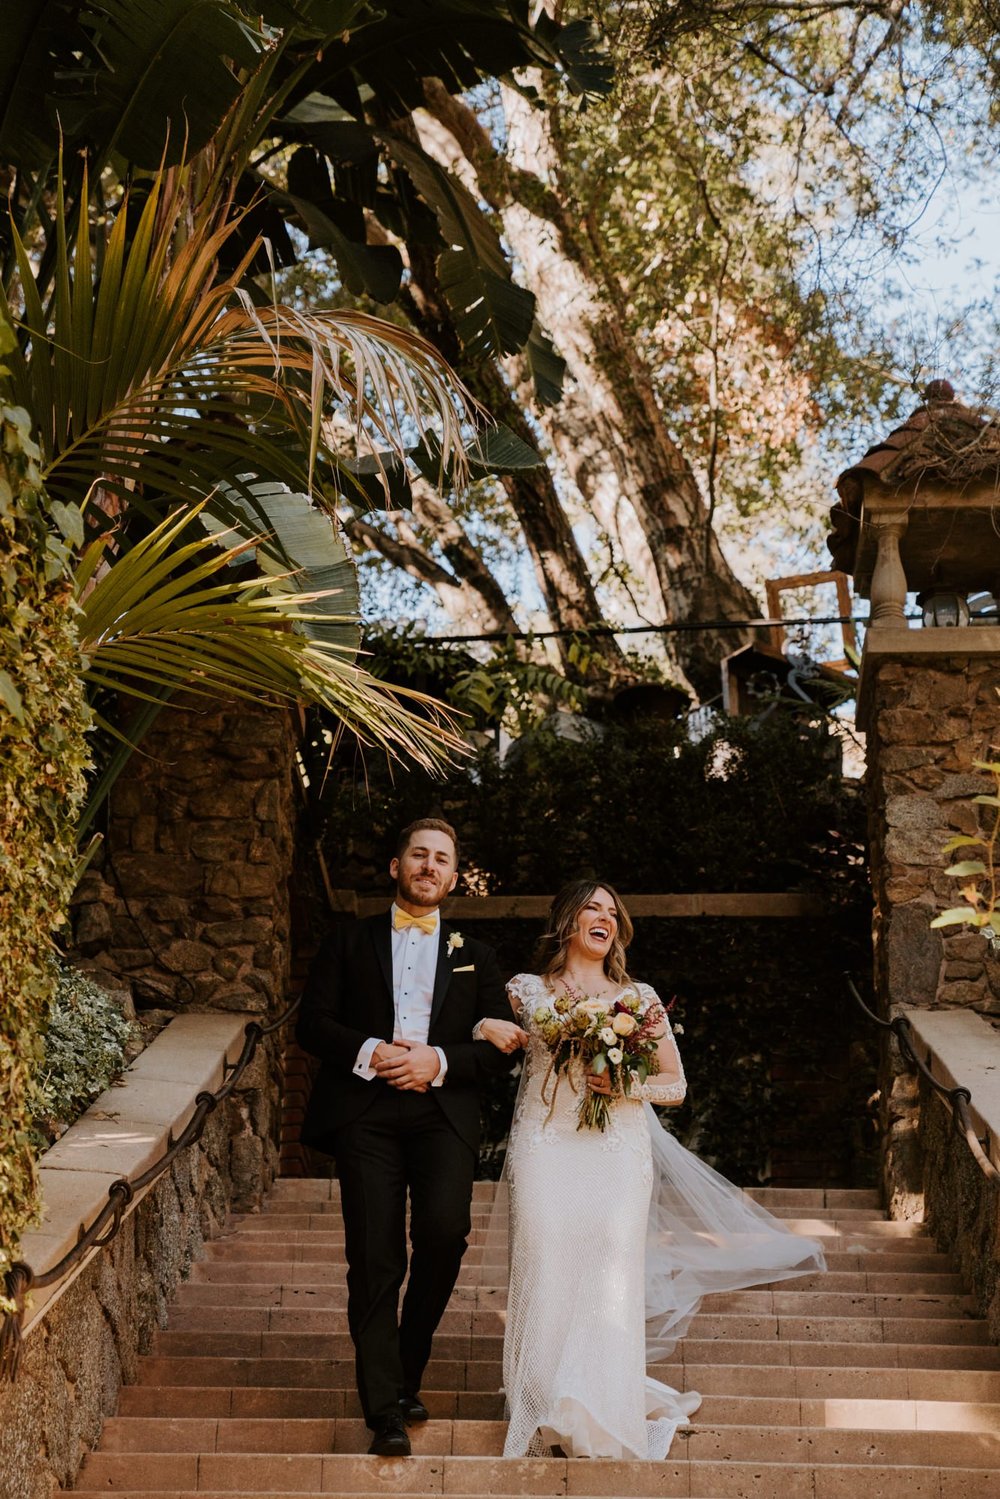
top-left (447, 931), bottom-right (465, 958)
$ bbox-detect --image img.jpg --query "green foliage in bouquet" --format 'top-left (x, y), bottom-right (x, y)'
top-left (0, 328), bottom-right (92, 1306)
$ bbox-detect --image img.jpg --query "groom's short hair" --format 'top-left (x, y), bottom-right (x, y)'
top-left (396, 817), bottom-right (460, 864)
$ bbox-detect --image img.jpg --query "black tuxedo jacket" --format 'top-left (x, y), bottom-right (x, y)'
top-left (296, 911), bottom-right (513, 1153)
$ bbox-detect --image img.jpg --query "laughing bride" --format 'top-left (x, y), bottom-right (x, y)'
top-left (475, 878), bottom-right (826, 1461)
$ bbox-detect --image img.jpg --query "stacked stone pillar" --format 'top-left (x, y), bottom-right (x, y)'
top-left (829, 383), bottom-right (1000, 1218)
top-left (860, 637), bottom-right (1000, 1215)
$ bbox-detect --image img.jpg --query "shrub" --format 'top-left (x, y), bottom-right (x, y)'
top-left (33, 966), bottom-right (133, 1142)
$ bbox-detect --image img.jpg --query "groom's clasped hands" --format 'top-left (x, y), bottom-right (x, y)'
top-left (370, 1020), bottom-right (528, 1089)
top-left (370, 1038), bottom-right (443, 1091)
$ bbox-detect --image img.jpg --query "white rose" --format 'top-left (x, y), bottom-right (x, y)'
top-left (599, 1026), bottom-right (617, 1046)
top-left (612, 1012), bottom-right (637, 1037)
top-left (607, 1046), bottom-right (623, 1065)
top-left (576, 998), bottom-right (608, 1017)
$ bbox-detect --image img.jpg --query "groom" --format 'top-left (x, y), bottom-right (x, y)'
top-left (296, 817), bottom-right (514, 1457)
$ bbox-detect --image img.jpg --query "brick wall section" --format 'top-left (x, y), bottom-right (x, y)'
top-left (278, 1030), bottom-right (320, 1177)
top-left (863, 653), bottom-right (1000, 1213)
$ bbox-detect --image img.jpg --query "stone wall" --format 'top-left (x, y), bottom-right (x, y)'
top-left (0, 1092), bottom-right (250, 1499)
top-left (919, 1077), bottom-right (1000, 1342)
top-left (862, 647), bottom-right (1000, 1214)
top-left (70, 700), bottom-right (298, 1018)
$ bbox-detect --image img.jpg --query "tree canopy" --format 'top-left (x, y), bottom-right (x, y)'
top-left (4, 0), bottom-right (999, 711)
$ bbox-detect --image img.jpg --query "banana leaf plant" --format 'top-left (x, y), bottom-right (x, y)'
top-left (1, 1), bottom-right (610, 402)
top-left (1, 157), bottom-right (493, 824)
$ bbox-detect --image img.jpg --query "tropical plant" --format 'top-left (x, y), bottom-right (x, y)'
top-left (932, 754), bottom-right (1000, 944)
top-left (2, 157), bottom-right (510, 808)
top-left (1, 0), bottom-right (632, 688)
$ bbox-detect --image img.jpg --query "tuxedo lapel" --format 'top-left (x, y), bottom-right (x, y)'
top-left (371, 912), bottom-right (394, 1008)
top-left (428, 920), bottom-right (453, 1031)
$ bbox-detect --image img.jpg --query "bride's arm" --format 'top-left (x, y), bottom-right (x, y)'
top-left (472, 980), bottom-right (530, 1053)
top-left (633, 1020), bottom-right (686, 1106)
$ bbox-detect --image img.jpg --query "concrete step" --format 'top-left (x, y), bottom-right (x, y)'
top-left (118, 1386), bottom-right (506, 1420)
top-left (69, 1452), bottom-right (1000, 1496)
top-left (195, 1243), bottom-right (942, 1277)
top-left (219, 1216), bottom-right (928, 1245)
top-left (170, 1277), bottom-right (971, 1313)
top-left (152, 1312), bottom-right (993, 1362)
top-left (135, 1354), bottom-right (504, 1390)
top-left (135, 1357), bottom-right (1000, 1405)
top-left (244, 1205), bottom-right (892, 1231)
top-left (115, 1384), bottom-right (1000, 1433)
top-left (164, 1289), bottom-right (978, 1333)
top-left (95, 1410), bottom-right (1000, 1459)
top-left (185, 1251), bottom-right (963, 1284)
top-left (264, 1179), bottom-right (883, 1208)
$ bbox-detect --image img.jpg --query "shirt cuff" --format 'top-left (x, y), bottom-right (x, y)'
top-left (430, 1046), bottom-right (448, 1087)
top-left (354, 1036), bottom-right (382, 1080)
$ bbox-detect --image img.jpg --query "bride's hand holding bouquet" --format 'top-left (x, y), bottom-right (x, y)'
top-left (533, 984), bottom-right (667, 1131)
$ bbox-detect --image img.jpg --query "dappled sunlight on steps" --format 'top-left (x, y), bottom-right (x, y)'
top-left (66, 1181), bottom-right (1000, 1499)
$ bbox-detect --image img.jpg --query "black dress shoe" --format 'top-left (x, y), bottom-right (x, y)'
top-left (369, 1413), bottom-right (411, 1456)
top-left (398, 1392), bottom-right (429, 1423)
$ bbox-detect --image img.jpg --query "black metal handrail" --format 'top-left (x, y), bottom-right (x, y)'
top-left (0, 996), bottom-right (300, 1382)
top-left (846, 973), bottom-right (1000, 1187)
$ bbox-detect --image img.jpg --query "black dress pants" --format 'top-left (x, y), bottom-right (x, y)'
top-left (333, 1087), bottom-right (476, 1425)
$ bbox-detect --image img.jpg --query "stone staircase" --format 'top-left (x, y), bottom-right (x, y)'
top-left (67, 1180), bottom-right (1000, 1498)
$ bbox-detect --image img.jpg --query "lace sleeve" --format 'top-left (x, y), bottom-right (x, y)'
top-left (631, 983), bottom-right (686, 1104)
top-left (504, 972), bottom-right (537, 1020)
top-left (472, 973), bottom-right (533, 1038)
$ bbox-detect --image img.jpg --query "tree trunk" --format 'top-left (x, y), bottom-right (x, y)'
top-left (419, 83), bottom-right (760, 699)
top-left (401, 238), bottom-right (631, 688)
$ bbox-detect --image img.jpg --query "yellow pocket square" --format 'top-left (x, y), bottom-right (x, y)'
top-left (453, 963), bottom-right (475, 973)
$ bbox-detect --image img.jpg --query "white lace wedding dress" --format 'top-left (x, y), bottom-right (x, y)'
top-left (493, 974), bottom-right (826, 1461)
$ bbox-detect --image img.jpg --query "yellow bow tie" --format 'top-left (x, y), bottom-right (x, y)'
top-left (393, 908), bottom-right (437, 936)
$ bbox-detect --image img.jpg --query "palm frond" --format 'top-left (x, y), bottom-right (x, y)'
top-left (6, 169), bottom-right (480, 517)
top-left (205, 477), bottom-right (361, 654)
top-left (76, 506), bottom-right (467, 774)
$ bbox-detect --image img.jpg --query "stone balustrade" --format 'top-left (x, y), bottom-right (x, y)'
top-left (905, 1005), bottom-right (1000, 1341)
top-left (0, 1012), bottom-right (271, 1499)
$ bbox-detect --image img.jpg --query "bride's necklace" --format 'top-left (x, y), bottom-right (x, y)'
top-left (558, 971), bottom-right (619, 1003)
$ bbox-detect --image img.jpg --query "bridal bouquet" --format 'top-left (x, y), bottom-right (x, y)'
top-left (531, 985), bottom-right (666, 1132)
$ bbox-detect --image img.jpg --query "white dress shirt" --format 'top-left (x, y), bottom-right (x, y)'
top-left (353, 903), bottom-right (448, 1085)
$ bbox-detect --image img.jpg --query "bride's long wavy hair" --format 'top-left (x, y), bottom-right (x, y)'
top-left (533, 879), bottom-right (634, 985)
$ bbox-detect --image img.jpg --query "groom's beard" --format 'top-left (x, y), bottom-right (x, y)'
top-left (396, 869), bottom-right (449, 909)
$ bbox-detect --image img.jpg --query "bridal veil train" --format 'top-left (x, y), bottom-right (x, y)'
top-left (484, 974), bottom-right (826, 1462)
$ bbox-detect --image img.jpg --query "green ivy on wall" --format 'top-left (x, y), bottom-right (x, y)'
top-left (0, 324), bottom-right (91, 1306)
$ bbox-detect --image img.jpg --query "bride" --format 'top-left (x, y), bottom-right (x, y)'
top-left (476, 879), bottom-right (826, 1461)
